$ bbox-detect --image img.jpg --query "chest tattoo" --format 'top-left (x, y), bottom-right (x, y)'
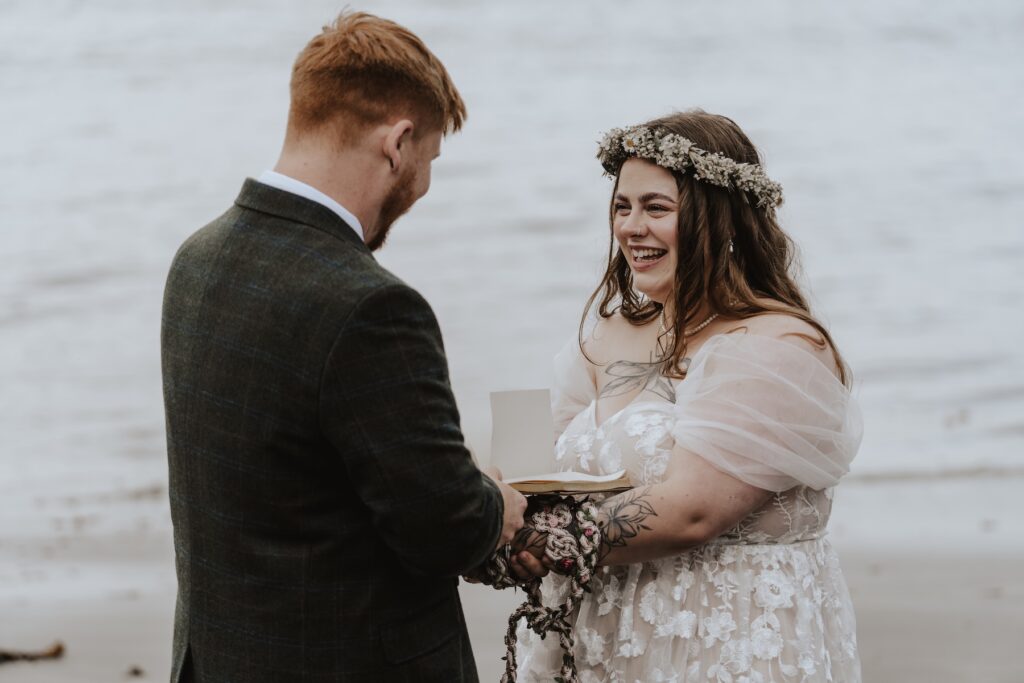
top-left (599, 355), bottom-right (690, 404)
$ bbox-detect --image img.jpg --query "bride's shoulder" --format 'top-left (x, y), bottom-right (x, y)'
top-left (724, 310), bottom-right (820, 339)
top-left (720, 310), bottom-right (837, 371)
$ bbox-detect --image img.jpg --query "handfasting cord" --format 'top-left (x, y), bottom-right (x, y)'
top-left (475, 494), bottom-right (602, 683)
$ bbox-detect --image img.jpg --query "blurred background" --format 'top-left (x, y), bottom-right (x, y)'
top-left (1, 1), bottom-right (1022, 681)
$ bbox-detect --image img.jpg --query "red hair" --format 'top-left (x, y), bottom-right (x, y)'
top-left (288, 11), bottom-right (466, 145)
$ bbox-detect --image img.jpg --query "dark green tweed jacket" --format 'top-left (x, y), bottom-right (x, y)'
top-left (161, 179), bottom-right (502, 682)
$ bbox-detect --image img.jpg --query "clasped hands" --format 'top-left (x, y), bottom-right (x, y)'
top-left (467, 467), bottom-right (557, 584)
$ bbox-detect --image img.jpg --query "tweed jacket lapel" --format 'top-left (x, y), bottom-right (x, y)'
top-left (234, 178), bottom-right (371, 255)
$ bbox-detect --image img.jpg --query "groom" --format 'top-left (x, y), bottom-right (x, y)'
top-left (161, 12), bottom-right (526, 682)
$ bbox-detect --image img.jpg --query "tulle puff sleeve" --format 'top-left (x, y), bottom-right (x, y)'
top-left (551, 339), bottom-right (597, 441)
top-left (671, 333), bottom-right (862, 492)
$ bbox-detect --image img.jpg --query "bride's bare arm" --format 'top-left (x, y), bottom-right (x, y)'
top-left (510, 448), bottom-right (772, 574)
top-left (594, 450), bottom-right (771, 565)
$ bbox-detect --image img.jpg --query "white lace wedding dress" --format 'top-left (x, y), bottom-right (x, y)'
top-left (515, 332), bottom-right (863, 683)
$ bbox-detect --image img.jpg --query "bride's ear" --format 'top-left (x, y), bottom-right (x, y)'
top-left (382, 119), bottom-right (415, 173)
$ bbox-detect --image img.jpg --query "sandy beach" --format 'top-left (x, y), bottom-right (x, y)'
top-left (2, 0), bottom-right (1023, 681)
top-left (7, 561), bottom-right (1024, 683)
top-left (463, 548), bottom-right (1024, 683)
top-left (2, 476), bottom-right (1022, 682)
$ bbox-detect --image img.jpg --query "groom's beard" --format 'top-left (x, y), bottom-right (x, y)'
top-left (367, 166), bottom-right (418, 252)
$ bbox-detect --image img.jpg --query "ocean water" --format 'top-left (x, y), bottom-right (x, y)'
top-left (1, 0), bottom-right (1022, 547)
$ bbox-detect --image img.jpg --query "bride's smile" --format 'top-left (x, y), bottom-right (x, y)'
top-left (613, 158), bottom-right (681, 304)
top-left (628, 246), bottom-right (668, 268)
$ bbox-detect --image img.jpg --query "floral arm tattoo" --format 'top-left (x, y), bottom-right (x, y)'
top-left (507, 487), bottom-right (659, 568)
top-left (594, 486), bottom-right (658, 562)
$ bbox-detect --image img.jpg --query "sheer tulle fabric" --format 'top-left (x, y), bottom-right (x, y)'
top-left (672, 334), bottom-right (862, 492)
top-left (519, 331), bottom-right (863, 683)
top-left (552, 338), bottom-right (597, 438)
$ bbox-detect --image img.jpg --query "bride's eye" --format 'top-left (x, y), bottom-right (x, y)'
top-left (614, 202), bottom-right (630, 214)
top-left (647, 204), bottom-right (669, 213)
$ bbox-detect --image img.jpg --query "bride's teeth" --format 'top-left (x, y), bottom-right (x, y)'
top-left (632, 248), bottom-right (666, 261)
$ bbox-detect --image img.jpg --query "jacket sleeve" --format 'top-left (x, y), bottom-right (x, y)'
top-left (319, 283), bottom-right (503, 576)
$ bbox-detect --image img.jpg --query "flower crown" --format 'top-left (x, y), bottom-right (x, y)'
top-left (597, 125), bottom-right (784, 209)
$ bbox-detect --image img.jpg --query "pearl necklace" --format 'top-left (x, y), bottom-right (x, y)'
top-left (660, 311), bottom-right (719, 338)
top-left (685, 313), bottom-right (719, 336)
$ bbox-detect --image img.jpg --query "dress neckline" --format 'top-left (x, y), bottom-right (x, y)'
top-left (583, 332), bottom-right (843, 431)
top-left (589, 395), bottom-right (675, 431)
top-left (586, 334), bottom-right (724, 430)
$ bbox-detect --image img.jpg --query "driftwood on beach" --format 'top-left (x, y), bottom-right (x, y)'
top-left (0, 641), bottom-right (65, 664)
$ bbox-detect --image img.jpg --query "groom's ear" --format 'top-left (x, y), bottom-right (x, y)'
top-left (382, 119), bottom-right (415, 173)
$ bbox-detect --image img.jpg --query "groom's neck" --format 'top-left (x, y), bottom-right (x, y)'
top-left (273, 135), bottom-right (385, 236)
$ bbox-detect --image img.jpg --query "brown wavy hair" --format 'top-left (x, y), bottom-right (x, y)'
top-left (582, 109), bottom-right (849, 385)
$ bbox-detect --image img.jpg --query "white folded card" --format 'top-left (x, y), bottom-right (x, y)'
top-left (489, 389), bottom-right (633, 495)
top-left (489, 389), bottom-right (554, 478)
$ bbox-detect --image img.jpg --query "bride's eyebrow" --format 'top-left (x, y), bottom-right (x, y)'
top-left (639, 192), bottom-right (677, 204)
top-left (613, 192), bottom-right (678, 204)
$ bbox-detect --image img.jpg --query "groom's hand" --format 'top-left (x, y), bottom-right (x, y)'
top-left (483, 467), bottom-right (527, 550)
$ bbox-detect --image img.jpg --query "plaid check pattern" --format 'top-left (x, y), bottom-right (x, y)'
top-left (161, 179), bottom-right (501, 681)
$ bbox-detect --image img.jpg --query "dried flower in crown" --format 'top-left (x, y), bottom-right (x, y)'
top-left (596, 124), bottom-right (784, 209)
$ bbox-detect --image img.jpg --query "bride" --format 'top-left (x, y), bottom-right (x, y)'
top-left (500, 110), bottom-right (862, 682)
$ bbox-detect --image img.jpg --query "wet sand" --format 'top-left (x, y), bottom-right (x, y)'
top-left (3, 549), bottom-right (1021, 683)
top-left (2, 478), bottom-right (1022, 683)
top-left (463, 550), bottom-right (1024, 683)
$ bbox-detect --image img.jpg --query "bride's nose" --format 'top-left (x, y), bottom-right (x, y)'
top-left (620, 211), bottom-right (649, 238)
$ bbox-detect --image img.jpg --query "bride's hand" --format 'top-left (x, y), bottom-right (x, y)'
top-left (509, 550), bottom-right (549, 581)
top-left (459, 498), bottom-right (554, 584)
top-left (507, 525), bottom-right (552, 581)
top-left (458, 539), bottom-right (548, 584)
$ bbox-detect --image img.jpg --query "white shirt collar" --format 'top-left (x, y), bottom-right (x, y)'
top-left (257, 170), bottom-right (364, 241)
